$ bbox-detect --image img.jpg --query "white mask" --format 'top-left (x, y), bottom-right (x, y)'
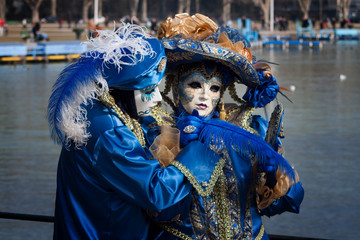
top-left (178, 72), bottom-right (222, 117)
top-left (134, 83), bottom-right (162, 117)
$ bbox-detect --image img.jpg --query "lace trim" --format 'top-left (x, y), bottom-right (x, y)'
top-left (171, 158), bottom-right (225, 197)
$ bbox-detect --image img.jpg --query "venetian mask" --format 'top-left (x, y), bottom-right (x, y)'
top-left (134, 82), bottom-right (162, 117)
top-left (178, 72), bottom-right (222, 117)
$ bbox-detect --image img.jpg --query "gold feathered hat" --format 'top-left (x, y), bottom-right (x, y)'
top-left (157, 13), bottom-right (264, 88)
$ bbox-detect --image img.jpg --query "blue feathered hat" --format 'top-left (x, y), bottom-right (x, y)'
top-left (47, 23), bottom-right (166, 147)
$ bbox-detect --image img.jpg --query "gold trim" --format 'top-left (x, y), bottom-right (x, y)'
top-left (158, 57), bottom-right (166, 72)
top-left (255, 224), bottom-right (265, 240)
top-left (150, 105), bottom-right (175, 127)
top-left (159, 224), bottom-right (195, 240)
top-left (98, 91), bottom-right (146, 148)
top-left (226, 105), bottom-right (259, 136)
top-left (214, 173), bottom-right (232, 240)
top-left (171, 158), bottom-right (225, 197)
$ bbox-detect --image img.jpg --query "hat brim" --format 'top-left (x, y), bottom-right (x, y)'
top-left (161, 37), bottom-right (259, 88)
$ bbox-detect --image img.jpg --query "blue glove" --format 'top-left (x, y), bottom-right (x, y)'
top-left (176, 110), bottom-right (204, 148)
top-left (258, 158), bottom-right (277, 188)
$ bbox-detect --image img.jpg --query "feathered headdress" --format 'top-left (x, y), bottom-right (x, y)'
top-left (158, 13), bottom-right (280, 109)
top-left (47, 23), bottom-right (166, 148)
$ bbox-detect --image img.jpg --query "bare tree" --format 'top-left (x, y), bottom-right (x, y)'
top-left (298, 0), bottom-right (312, 19)
top-left (222, 0), bottom-right (232, 24)
top-left (0, 0), bottom-right (6, 20)
top-left (177, 0), bottom-right (185, 13)
top-left (160, 0), bottom-right (167, 18)
top-left (259, 0), bottom-right (270, 30)
top-left (99, 0), bottom-right (103, 18)
top-left (195, 0), bottom-right (200, 13)
top-left (23, 0), bottom-right (45, 23)
top-left (185, 0), bottom-right (191, 13)
top-left (82, 0), bottom-right (93, 23)
top-left (141, 0), bottom-right (148, 21)
top-left (51, 0), bottom-right (56, 17)
top-left (130, 0), bottom-right (140, 18)
top-left (338, 0), bottom-right (352, 20)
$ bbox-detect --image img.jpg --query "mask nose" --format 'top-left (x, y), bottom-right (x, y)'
top-left (198, 86), bottom-right (210, 101)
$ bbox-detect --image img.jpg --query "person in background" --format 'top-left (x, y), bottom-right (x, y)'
top-left (47, 23), bottom-right (220, 240)
top-left (0, 18), bottom-right (5, 37)
top-left (150, 17), bottom-right (158, 36)
top-left (147, 13), bottom-right (304, 239)
top-left (22, 18), bottom-right (27, 29)
top-left (87, 18), bottom-right (96, 38)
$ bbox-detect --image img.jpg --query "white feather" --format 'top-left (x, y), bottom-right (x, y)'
top-left (84, 23), bottom-right (155, 71)
top-left (60, 75), bottom-right (108, 148)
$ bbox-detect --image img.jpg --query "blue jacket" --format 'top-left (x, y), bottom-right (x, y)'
top-left (53, 102), bottom-right (221, 240)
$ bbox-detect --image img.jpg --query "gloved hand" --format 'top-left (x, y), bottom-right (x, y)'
top-left (176, 110), bottom-right (204, 148)
top-left (258, 158), bottom-right (277, 188)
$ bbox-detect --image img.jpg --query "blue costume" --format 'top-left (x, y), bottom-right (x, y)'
top-left (147, 13), bottom-right (305, 239)
top-left (47, 24), bottom-right (222, 240)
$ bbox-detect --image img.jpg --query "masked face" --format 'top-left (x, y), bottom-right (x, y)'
top-left (178, 72), bottom-right (222, 117)
top-left (134, 82), bottom-right (162, 117)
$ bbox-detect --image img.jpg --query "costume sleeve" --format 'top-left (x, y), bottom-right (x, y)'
top-left (93, 125), bottom-right (192, 211)
top-left (260, 182), bottom-right (304, 217)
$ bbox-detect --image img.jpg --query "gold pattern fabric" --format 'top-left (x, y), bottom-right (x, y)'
top-left (225, 103), bottom-right (259, 136)
top-left (265, 103), bottom-right (285, 155)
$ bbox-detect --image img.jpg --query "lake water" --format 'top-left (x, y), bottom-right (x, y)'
top-left (0, 40), bottom-right (359, 239)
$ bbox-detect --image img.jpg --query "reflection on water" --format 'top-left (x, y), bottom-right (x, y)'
top-left (0, 41), bottom-right (359, 239)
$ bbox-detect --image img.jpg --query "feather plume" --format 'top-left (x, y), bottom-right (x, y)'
top-left (84, 23), bottom-right (155, 71)
top-left (198, 119), bottom-right (296, 182)
top-left (47, 57), bottom-right (108, 148)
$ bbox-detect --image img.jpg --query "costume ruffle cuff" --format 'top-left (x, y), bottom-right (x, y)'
top-left (243, 71), bottom-right (279, 107)
top-left (171, 141), bottom-right (225, 197)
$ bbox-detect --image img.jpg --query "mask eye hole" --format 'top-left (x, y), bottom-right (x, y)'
top-left (188, 82), bottom-right (201, 89)
top-left (145, 89), bottom-right (155, 95)
top-left (210, 85), bottom-right (220, 92)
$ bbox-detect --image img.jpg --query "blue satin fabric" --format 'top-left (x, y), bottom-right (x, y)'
top-left (53, 102), bottom-right (217, 240)
top-left (243, 71), bottom-right (279, 108)
top-left (147, 114), bottom-right (304, 240)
